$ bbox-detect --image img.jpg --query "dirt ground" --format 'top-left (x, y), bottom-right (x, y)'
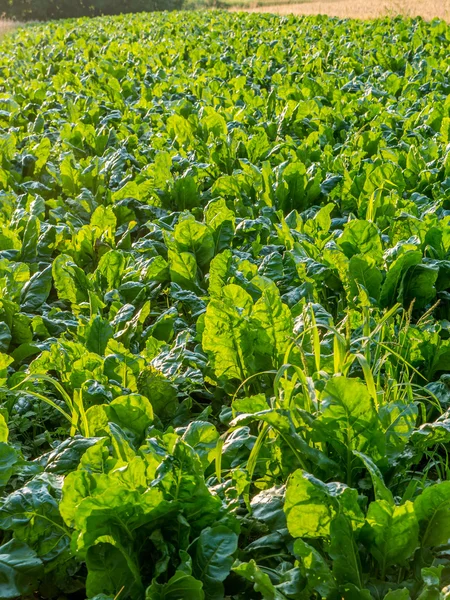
top-left (235, 0), bottom-right (450, 20)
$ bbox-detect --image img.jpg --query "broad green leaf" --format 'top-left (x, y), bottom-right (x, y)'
top-left (414, 482), bottom-right (450, 547)
top-left (182, 421), bottom-right (219, 470)
top-left (108, 393), bottom-right (154, 437)
top-left (383, 590), bottom-right (411, 600)
top-left (202, 107), bottom-right (227, 137)
top-left (202, 284), bottom-right (255, 380)
top-left (0, 353), bottom-right (13, 387)
top-left (0, 475), bottom-right (67, 561)
top-left (52, 254), bottom-right (90, 304)
top-left (416, 565), bottom-right (444, 600)
top-left (137, 367), bottom-right (179, 421)
top-left (284, 470), bottom-right (363, 538)
top-left (90, 206), bottom-right (117, 245)
top-left (317, 376), bottom-right (382, 460)
top-left (171, 215), bottom-right (215, 269)
top-left (20, 265), bottom-right (52, 312)
top-left (293, 539), bottom-right (336, 597)
top-left (232, 394), bottom-right (268, 415)
top-left (0, 413), bottom-right (8, 443)
top-left (86, 542), bottom-right (143, 599)
top-left (0, 539), bottom-right (43, 599)
top-left (146, 570), bottom-right (205, 600)
top-left (95, 250), bottom-right (125, 290)
top-left (143, 256), bottom-right (170, 283)
top-left (348, 255), bottom-right (382, 302)
top-left (338, 220), bottom-right (383, 262)
top-left (232, 560), bottom-right (286, 600)
top-left (380, 401), bottom-right (418, 458)
top-left (252, 282), bottom-right (293, 367)
top-left (365, 500), bottom-right (418, 569)
top-left (168, 249), bottom-right (199, 292)
top-left (380, 251), bottom-right (422, 308)
top-left (204, 199), bottom-right (235, 253)
top-left (19, 215), bottom-right (39, 263)
top-left (0, 443), bottom-right (18, 487)
top-left (193, 525), bottom-right (238, 598)
top-left (208, 250), bottom-right (232, 298)
top-left (364, 162), bottom-right (405, 195)
top-left (85, 315), bottom-right (113, 356)
top-left (34, 137), bottom-right (51, 171)
top-left (398, 263), bottom-right (438, 310)
top-left (329, 515), bottom-right (362, 588)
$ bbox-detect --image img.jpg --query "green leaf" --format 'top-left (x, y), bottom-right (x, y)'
top-left (353, 451), bottom-right (393, 505)
top-left (0, 323), bottom-right (11, 353)
top-left (86, 542), bottom-right (143, 599)
top-left (414, 481), bottom-right (450, 547)
top-left (284, 470), bottom-right (363, 538)
top-left (0, 353), bottom-right (12, 387)
top-left (0, 414), bottom-right (8, 444)
top-left (338, 220), bottom-right (383, 261)
top-left (383, 590), bottom-right (411, 600)
top-left (348, 255), bottom-right (382, 302)
top-left (193, 525), bottom-right (238, 599)
top-left (293, 539), bottom-right (336, 597)
top-left (20, 215), bottom-right (40, 263)
top-left (182, 421), bottom-right (219, 470)
top-left (171, 175), bottom-right (199, 210)
top-left (168, 249), bottom-right (199, 292)
top-left (52, 254), bottom-right (90, 304)
top-left (0, 539), bottom-right (43, 599)
top-left (85, 315), bottom-right (113, 356)
top-left (202, 284), bottom-right (255, 380)
top-left (380, 401), bottom-right (418, 459)
top-left (232, 559), bottom-right (286, 600)
top-left (90, 206), bottom-right (117, 245)
top-left (317, 376), bottom-right (382, 461)
top-left (365, 500), bottom-right (418, 570)
top-left (252, 281), bottom-right (293, 367)
top-left (364, 162), bottom-right (405, 195)
top-left (172, 215), bottom-right (215, 269)
top-left (108, 393), bottom-right (154, 437)
top-left (398, 263), bottom-right (438, 310)
top-left (232, 394), bottom-right (268, 415)
top-left (204, 199), bottom-right (235, 253)
top-left (202, 107), bottom-right (227, 137)
top-left (416, 566), bottom-right (444, 600)
top-left (0, 443), bottom-right (19, 488)
top-left (96, 250), bottom-right (125, 289)
top-left (20, 265), bottom-right (52, 312)
top-left (143, 256), bottom-right (170, 283)
top-left (329, 515), bottom-right (362, 588)
top-left (208, 250), bottom-right (232, 298)
top-left (380, 251), bottom-right (422, 308)
top-left (156, 440), bottom-right (222, 530)
top-left (137, 367), bottom-right (179, 421)
top-left (146, 571), bottom-right (205, 600)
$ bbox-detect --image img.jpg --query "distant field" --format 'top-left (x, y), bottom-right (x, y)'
top-left (232, 0), bottom-right (450, 19)
top-left (0, 19), bottom-right (15, 37)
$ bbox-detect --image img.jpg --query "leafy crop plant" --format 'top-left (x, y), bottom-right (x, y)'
top-left (0, 9), bottom-right (450, 600)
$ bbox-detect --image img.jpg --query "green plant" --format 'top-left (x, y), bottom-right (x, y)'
top-left (0, 9), bottom-right (449, 600)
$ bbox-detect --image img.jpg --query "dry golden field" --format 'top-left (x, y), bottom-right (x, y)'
top-left (0, 19), bottom-right (15, 37)
top-left (234, 0), bottom-right (450, 19)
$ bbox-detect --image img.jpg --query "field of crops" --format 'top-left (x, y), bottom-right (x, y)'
top-left (1, 9), bottom-right (450, 600)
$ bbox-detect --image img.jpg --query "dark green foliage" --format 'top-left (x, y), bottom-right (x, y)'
top-left (3, 0), bottom-right (182, 21)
